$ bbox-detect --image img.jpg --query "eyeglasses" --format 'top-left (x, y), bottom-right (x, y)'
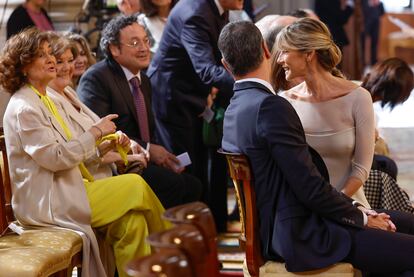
top-left (120, 38), bottom-right (150, 49)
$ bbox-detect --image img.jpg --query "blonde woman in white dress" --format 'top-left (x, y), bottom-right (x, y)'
top-left (274, 18), bottom-right (374, 208)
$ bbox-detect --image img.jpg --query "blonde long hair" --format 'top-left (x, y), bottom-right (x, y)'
top-left (273, 18), bottom-right (344, 80)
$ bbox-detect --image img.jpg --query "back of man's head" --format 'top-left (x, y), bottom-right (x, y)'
top-left (218, 21), bottom-right (263, 77)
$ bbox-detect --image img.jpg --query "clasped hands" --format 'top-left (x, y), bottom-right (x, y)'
top-left (358, 206), bottom-right (396, 232)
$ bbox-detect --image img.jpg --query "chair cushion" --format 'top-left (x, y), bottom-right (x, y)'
top-left (243, 260), bottom-right (360, 277)
top-left (0, 229), bottom-right (82, 277)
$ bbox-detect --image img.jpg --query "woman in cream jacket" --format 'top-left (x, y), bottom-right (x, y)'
top-left (0, 28), bottom-right (168, 277)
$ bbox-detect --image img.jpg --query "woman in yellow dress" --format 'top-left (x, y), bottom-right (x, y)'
top-left (0, 28), bottom-right (168, 277)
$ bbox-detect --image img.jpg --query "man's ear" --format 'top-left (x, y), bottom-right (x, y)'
top-left (221, 58), bottom-right (230, 73)
top-left (109, 44), bottom-right (120, 58)
top-left (221, 58), bottom-right (236, 79)
top-left (262, 40), bottom-right (271, 59)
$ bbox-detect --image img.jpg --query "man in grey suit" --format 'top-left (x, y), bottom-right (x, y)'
top-left (219, 20), bottom-right (414, 275)
top-left (78, 15), bottom-right (203, 209)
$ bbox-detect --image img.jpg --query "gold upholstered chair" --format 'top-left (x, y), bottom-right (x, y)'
top-left (218, 150), bottom-right (360, 277)
top-left (0, 134), bottom-right (83, 277)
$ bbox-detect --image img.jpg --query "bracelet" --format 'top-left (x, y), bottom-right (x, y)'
top-left (92, 125), bottom-right (103, 140)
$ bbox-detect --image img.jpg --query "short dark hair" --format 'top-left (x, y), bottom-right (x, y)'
top-left (288, 9), bottom-right (309, 18)
top-left (100, 14), bottom-right (139, 58)
top-left (218, 21), bottom-right (263, 77)
top-left (361, 57), bottom-right (414, 109)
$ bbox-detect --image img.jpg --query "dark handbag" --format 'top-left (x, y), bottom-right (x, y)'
top-left (202, 104), bottom-right (225, 147)
top-left (116, 160), bottom-right (144, 175)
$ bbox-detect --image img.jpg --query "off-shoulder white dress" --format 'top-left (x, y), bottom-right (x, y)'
top-left (280, 87), bottom-right (375, 207)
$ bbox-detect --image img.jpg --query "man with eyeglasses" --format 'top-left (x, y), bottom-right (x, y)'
top-left (77, 15), bottom-right (203, 209)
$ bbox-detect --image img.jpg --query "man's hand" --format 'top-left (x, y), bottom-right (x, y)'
top-left (357, 205), bottom-right (378, 216)
top-left (207, 87), bottom-right (219, 109)
top-left (149, 144), bottom-right (183, 173)
top-left (367, 213), bottom-right (396, 232)
top-left (130, 140), bottom-right (150, 161)
top-left (127, 153), bottom-right (148, 168)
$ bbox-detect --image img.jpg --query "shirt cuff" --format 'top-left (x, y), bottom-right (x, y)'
top-left (144, 142), bottom-right (150, 160)
top-left (362, 211), bottom-right (367, 226)
top-left (352, 201), bottom-right (368, 225)
top-left (352, 200), bottom-right (365, 207)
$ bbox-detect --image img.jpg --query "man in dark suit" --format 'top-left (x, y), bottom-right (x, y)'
top-left (314, 0), bottom-right (354, 50)
top-left (361, 0), bottom-right (385, 66)
top-left (146, 0), bottom-right (244, 231)
top-left (219, 20), bottom-right (414, 275)
top-left (77, 15), bottom-right (202, 209)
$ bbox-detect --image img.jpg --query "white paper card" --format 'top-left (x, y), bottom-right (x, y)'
top-left (8, 222), bottom-right (24, 235)
top-left (176, 152), bottom-right (192, 169)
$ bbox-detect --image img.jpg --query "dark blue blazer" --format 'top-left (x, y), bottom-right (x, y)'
top-left (146, 0), bottom-right (234, 126)
top-left (314, 0), bottom-right (353, 47)
top-left (222, 81), bottom-right (364, 272)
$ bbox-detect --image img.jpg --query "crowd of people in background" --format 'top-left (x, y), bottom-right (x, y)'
top-left (1, 0), bottom-right (414, 276)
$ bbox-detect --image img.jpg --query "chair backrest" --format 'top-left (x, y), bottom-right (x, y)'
top-left (124, 248), bottom-right (193, 277)
top-left (0, 134), bottom-right (13, 233)
top-left (218, 149), bottom-right (264, 277)
top-left (163, 201), bottom-right (220, 276)
top-left (147, 223), bottom-right (209, 277)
